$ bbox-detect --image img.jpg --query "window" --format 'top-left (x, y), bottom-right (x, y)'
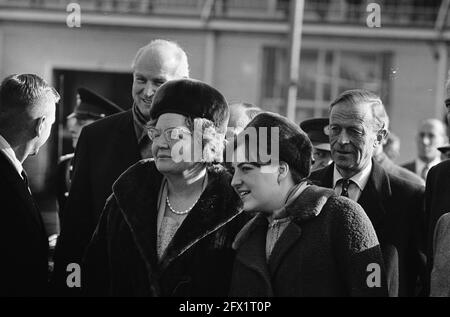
top-left (261, 47), bottom-right (391, 123)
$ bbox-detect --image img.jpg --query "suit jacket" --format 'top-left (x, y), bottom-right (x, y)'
top-left (83, 160), bottom-right (248, 296)
top-left (424, 159), bottom-right (450, 294)
top-left (402, 161), bottom-right (417, 174)
top-left (310, 160), bottom-right (426, 297)
top-left (0, 153), bottom-right (49, 296)
top-left (376, 152), bottom-right (424, 186)
top-left (52, 109), bottom-right (141, 295)
top-left (230, 185), bottom-right (388, 297)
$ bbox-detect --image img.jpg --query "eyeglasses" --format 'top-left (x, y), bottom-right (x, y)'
top-left (147, 126), bottom-right (192, 143)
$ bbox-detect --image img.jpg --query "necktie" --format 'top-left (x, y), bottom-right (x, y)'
top-left (139, 134), bottom-right (153, 159)
top-left (420, 164), bottom-right (430, 180)
top-left (340, 178), bottom-right (350, 197)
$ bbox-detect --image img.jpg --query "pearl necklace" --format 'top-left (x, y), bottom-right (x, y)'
top-left (166, 196), bottom-right (199, 215)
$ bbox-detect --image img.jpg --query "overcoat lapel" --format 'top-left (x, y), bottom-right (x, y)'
top-left (357, 161), bottom-right (390, 231)
top-left (0, 153), bottom-right (45, 234)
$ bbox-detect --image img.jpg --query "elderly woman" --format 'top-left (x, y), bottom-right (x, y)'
top-left (228, 112), bottom-right (388, 297)
top-left (83, 79), bottom-right (247, 296)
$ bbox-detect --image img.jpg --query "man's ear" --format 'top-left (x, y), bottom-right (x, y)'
top-left (35, 116), bottom-right (46, 137)
top-left (375, 129), bottom-right (388, 146)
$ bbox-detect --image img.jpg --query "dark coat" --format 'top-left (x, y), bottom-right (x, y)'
top-left (83, 160), bottom-right (248, 297)
top-left (401, 161), bottom-right (417, 174)
top-left (52, 109), bottom-right (141, 294)
top-left (229, 185), bottom-right (388, 297)
top-left (0, 153), bottom-right (49, 296)
top-left (424, 160), bottom-right (450, 294)
top-left (55, 153), bottom-right (74, 220)
top-left (310, 160), bottom-right (427, 297)
top-left (376, 152), bottom-right (424, 186)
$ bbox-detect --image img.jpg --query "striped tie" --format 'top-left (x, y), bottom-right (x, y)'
top-left (340, 178), bottom-right (350, 197)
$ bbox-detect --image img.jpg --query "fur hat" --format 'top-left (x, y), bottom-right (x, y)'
top-left (150, 79), bottom-right (229, 133)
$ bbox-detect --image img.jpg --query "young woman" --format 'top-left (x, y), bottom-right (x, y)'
top-left (83, 79), bottom-right (247, 296)
top-left (228, 112), bottom-right (388, 297)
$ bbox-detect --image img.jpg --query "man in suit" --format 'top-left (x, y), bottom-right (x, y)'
top-left (310, 89), bottom-right (426, 297)
top-left (402, 119), bottom-right (447, 181)
top-left (425, 80), bottom-right (450, 296)
top-left (56, 87), bottom-right (123, 218)
top-left (0, 73), bottom-right (60, 296)
top-left (51, 39), bottom-right (190, 295)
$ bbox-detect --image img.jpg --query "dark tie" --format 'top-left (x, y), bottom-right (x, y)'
top-left (340, 178), bottom-right (350, 197)
top-left (139, 134), bottom-right (153, 159)
top-left (21, 170), bottom-right (29, 190)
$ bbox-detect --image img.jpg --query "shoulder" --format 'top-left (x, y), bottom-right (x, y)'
top-left (387, 170), bottom-right (424, 197)
top-left (401, 160), bottom-right (415, 171)
top-left (81, 110), bottom-right (132, 137)
top-left (429, 160), bottom-right (450, 178)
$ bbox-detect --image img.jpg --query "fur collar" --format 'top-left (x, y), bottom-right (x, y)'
top-left (232, 185), bottom-right (335, 250)
top-left (111, 159), bottom-right (244, 273)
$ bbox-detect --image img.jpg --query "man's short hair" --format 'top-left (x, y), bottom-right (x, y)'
top-left (131, 39), bottom-right (189, 77)
top-left (330, 89), bottom-right (388, 131)
top-left (0, 74), bottom-right (60, 124)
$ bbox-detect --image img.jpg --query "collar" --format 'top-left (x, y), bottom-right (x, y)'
top-left (0, 134), bottom-right (23, 176)
top-left (233, 185), bottom-right (336, 250)
top-left (333, 160), bottom-right (372, 191)
top-left (112, 160), bottom-right (244, 273)
top-left (132, 103), bottom-right (150, 143)
top-left (266, 181), bottom-right (309, 223)
top-left (416, 157), bottom-right (441, 173)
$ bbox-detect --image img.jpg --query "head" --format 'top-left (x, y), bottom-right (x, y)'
top-left (227, 102), bottom-right (262, 135)
top-left (131, 39), bottom-right (189, 119)
top-left (311, 148), bottom-right (332, 171)
top-left (328, 89), bottom-right (388, 178)
top-left (229, 112), bottom-right (312, 214)
top-left (299, 117), bottom-right (332, 172)
top-left (67, 88), bottom-right (123, 148)
top-left (416, 119), bottom-right (447, 163)
top-left (148, 79), bottom-right (229, 177)
top-left (0, 74), bottom-right (59, 162)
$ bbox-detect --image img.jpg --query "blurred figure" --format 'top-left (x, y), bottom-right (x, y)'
top-left (229, 112), bottom-right (387, 297)
top-left (52, 39), bottom-right (190, 295)
top-left (0, 74), bottom-right (59, 296)
top-left (371, 110), bottom-right (424, 186)
top-left (56, 88), bottom-right (123, 216)
top-left (437, 144), bottom-right (450, 160)
top-left (310, 89), bottom-right (426, 296)
top-left (402, 119), bottom-right (448, 180)
top-left (383, 132), bottom-right (400, 161)
top-left (83, 79), bottom-right (248, 296)
top-left (227, 102), bottom-right (262, 135)
top-left (300, 117), bottom-right (332, 171)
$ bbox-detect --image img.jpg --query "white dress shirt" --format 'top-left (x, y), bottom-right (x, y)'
top-left (333, 160), bottom-right (372, 202)
top-left (0, 134), bottom-right (24, 178)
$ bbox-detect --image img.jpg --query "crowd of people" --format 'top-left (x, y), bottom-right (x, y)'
top-left (1, 38), bottom-right (450, 297)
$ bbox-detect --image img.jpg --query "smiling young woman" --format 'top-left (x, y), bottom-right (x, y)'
top-left (227, 112), bottom-right (388, 297)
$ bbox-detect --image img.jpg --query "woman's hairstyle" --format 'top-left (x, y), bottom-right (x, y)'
top-left (231, 112), bottom-right (313, 182)
top-left (148, 79), bottom-right (230, 164)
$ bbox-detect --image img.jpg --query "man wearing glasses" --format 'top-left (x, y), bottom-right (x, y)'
top-left (310, 89), bottom-right (426, 297)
